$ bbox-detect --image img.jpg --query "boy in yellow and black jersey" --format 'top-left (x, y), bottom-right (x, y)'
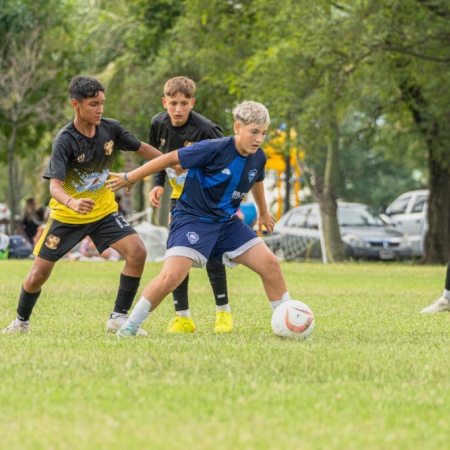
top-left (3, 76), bottom-right (162, 335)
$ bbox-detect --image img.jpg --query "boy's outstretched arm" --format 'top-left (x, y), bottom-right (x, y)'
top-left (107, 150), bottom-right (180, 193)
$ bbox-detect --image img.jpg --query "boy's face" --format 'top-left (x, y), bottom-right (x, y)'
top-left (71, 92), bottom-right (105, 126)
top-left (233, 121), bottom-right (268, 156)
top-left (162, 92), bottom-right (195, 126)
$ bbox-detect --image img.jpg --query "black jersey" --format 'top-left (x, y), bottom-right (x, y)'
top-left (44, 118), bottom-right (141, 224)
top-left (149, 110), bottom-right (223, 198)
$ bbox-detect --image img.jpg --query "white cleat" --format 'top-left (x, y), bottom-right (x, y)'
top-left (2, 319), bottom-right (30, 334)
top-left (106, 314), bottom-right (147, 336)
top-left (421, 297), bottom-right (450, 314)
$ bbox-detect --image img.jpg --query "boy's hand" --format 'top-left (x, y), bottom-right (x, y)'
top-left (68, 198), bottom-right (96, 215)
top-left (257, 211), bottom-right (275, 234)
top-left (106, 172), bottom-right (134, 195)
top-left (148, 186), bottom-right (164, 209)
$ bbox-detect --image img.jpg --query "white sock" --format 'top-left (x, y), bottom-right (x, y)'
top-left (216, 304), bottom-right (231, 313)
top-left (270, 292), bottom-right (291, 310)
top-left (443, 289), bottom-right (450, 300)
top-left (176, 309), bottom-right (191, 318)
top-left (126, 296), bottom-right (152, 331)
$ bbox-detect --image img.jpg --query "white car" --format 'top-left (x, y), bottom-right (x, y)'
top-left (382, 189), bottom-right (429, 257)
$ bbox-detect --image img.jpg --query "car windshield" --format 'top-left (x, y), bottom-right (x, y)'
top-left (338, 206), bottom-right (382, 226)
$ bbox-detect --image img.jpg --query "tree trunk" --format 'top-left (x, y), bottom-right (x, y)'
top-left (423, 156), bottom-right (450, 264)
top-left (399, 78), bottom-right (450, 264)
top-left (318, 109), bottom-right (345, 262)
top-left (7, 125), bottom-right (18, 235)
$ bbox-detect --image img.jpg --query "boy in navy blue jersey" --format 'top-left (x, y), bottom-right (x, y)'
top-left (107, 101), bottom-right (292, 337)
top-left (148, 76), bottom-right (232, 333)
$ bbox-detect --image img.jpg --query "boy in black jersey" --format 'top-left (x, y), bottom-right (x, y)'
top-left (148, 76), bottom-right (233, 333)
top-left (2, 76), bottom-right (162, 335)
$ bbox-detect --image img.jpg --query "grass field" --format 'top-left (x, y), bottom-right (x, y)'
top-left (1, 259), bottom-right (450, 450)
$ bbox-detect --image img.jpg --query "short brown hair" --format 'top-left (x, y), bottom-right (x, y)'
top-left (163, 76), bottom-right (196, 98)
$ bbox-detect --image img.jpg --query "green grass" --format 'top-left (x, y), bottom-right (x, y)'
top-left (1, 260), bottom-right (450, 450)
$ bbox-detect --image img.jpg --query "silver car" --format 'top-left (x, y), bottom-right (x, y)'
top-left (381, 189), bottom-right (428, 257)
top-left (264, 202), bottom-right (413, 261)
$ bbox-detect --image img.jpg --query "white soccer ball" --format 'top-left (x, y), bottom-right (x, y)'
top-left (271, 300), bottom-right (315, 340)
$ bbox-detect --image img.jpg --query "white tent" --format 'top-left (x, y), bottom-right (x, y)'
top-left (133, 221), bottom-right (168, 262)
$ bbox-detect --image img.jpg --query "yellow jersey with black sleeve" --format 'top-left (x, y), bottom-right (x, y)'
top-left (44, 118), bottom-right (141, 224)
top-left (149, 110), bottom-right (223, 199)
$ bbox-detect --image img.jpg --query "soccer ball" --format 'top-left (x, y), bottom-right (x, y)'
top-left (271, 300), bottom-right (315, 340)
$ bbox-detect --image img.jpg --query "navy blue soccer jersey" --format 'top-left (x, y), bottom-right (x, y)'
top-left (175, 137), bottom-right (266, 222)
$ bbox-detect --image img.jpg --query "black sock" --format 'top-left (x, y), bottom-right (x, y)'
top-left (173, 274), bottom-right (189, 312)
top-left (445, 259), bottom-right (450, 291)
top-left (206, 262), bottom-right (228, 306)
top-left (113, 274), bottom-right (141, 315)
top-left (17, 286), bottom-right (41, 321)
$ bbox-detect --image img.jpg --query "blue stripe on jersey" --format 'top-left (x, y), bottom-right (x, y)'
top-left (176, 137), bottom-right (266, 221)
top-left (218, 157), bottom-right (247, 210)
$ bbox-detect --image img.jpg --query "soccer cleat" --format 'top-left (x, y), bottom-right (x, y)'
top-left (107, 314), bottom-right (148, 336)
top-left (214, 311), bottom-right (233, 333)
top-left (116, 325), bottom-right (137, 338)
top-left (421, 296), bottom-right (450, 314)
top-left (2, 319), bottom-right (30, 334)
top-left (166, 315), bottom-right (196, 333)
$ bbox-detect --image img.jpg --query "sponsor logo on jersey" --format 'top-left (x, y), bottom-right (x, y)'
top-left (45, 234), bottom-right (60, 250)
top-left (73, 169), bottom-right (109, 192)
top-left (77, 154), bottom-right (85, 163)
top-left (160, 138), bottom-right (166, 147)
top-left (232, 191), bottom-right (248, 200)
top-left (222, 168), bottom-right (231, 176)
top-left (104, 140), bottom-right (114, 155)
top-left (248, 169), bottom-right (257, 183)
top-left (186, 232), bottom-right (199, 245)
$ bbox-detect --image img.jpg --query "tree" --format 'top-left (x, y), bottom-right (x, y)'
top-left (0, 0), bottom-right (84, 233)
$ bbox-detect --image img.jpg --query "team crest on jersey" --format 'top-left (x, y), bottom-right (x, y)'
top-left (186, 232), bottom-right (199, 245)
top-left (45, 234), bottom-right (60, 250)
top-left (160, 138), bottom-right (166, 147)
top-left (184, 141), bottom-right (194, 147)
top-left (248, 169), bottom-right (257, 183)
top-left (77, 154), bottom-right (85, 163)
top-left (104, 140), bottom-right (114, 155)
top-left (222, 168), bottom-right (231, 176)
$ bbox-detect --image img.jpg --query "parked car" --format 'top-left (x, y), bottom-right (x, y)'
top-left (381, 189), bottom-right (429, 257)
top-left (264, 202), bottom-right (413, 261)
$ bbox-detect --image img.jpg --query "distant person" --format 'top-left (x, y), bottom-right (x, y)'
top-left (21, 198), bottom-right (42, 245)
top-left (107, 101), bottom-right (293, 338)
top-left (421, 260), bottom-right (450, 313)
top-left (148, 76), bottom-right (232, 333)
top-left (79, 235), bottom-right (120, 261)
top-left (2, 75), bottom-right (162, 335)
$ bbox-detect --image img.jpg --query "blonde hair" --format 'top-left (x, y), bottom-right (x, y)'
top-left (232, 101), bottom-right (270, 126)
top-left (164, 76), bottom-right (196, 98)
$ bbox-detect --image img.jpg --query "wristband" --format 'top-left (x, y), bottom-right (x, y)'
top-left (124, 172), bottom-right (135, 185)
top-left (66, 197), bottom-right (73, 207)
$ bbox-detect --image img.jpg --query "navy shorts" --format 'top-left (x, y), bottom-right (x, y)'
top-left (165, 214), bottom-right (263, 268)
top-left (34, 212), bottom-right (137, 262)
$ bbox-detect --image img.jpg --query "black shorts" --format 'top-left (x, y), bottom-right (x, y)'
top-left (34, 212), bottom-right (137, 262)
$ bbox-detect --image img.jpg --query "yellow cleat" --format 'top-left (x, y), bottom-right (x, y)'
top-left (166, 315), bottom-right (196, 333)
top-left (214, 311), bottom-right (233, 333)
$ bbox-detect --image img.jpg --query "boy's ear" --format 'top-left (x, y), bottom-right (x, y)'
top-left (234, 121), bottom-right (241, 135)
